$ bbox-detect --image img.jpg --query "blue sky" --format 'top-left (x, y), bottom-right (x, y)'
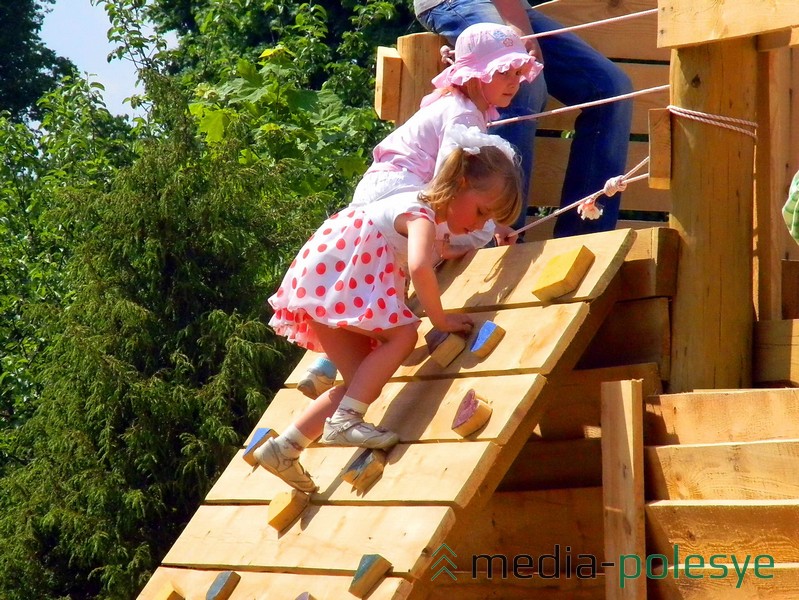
top-left (40, 1), bottom-right (147, 117)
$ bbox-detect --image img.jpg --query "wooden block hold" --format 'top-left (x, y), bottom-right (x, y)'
top-left (342, 449), bottom-right (387, 492)
top-left (531, 245), bottom-right (595, 302)
top-left (267, 489), bottom-right (310, 532)
top-left (153, 585), bottom-right (184, 600)
top-left (349, 554), bottom-right (392, 598)
top-left (206, 571), bottom-right (240, 600)
top-left (424, 328), bottom-right (466, 367)
top-left (451, 389), bottom-right (493, 437)
top-left (295, 594), bottom-right (316, 600)
top-left (469, 320), bottom-right (506, 358)
top-left (242, 427), bottom-right (278, 466)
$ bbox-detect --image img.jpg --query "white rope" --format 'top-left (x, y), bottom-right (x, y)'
top-left (488, 85), bottom-right (670, 128)
top-left (521, 8), bottom-right (658, 42)
top-left (512, 157), bottom-right (650, 236)
top-left (667, 105), bottom-right (757, 139)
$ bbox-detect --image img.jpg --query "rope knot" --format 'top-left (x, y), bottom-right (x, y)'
top-left (603, 175), bottom-right (627, 196)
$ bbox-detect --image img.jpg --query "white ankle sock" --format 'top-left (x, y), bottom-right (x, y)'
top-left (274, 424), bottom-right (313, 459)
top-left (330, 395), bottom-right (369, 424)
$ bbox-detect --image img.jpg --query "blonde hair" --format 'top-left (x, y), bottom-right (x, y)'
top-left (420, 146), bottom-right (522, 226)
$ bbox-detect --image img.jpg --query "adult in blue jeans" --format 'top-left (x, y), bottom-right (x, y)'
top-left (415, 0), bottom-right (634, 238)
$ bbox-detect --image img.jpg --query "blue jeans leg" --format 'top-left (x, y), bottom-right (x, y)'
top-left (527, 11), bottom-right (634, 237)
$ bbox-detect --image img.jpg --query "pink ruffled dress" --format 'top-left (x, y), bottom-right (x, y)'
top-left (268, 191), bottom-right (435, 351)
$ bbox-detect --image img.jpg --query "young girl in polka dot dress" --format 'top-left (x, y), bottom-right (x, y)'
top-left (255, 126), bottom-right (522, 492)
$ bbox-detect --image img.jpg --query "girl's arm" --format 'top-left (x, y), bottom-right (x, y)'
top-left (403, 216), bottom-right (473, 334)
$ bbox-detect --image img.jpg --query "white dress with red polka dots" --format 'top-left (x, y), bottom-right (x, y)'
top-left (268, 191), bottom-right (435, 352)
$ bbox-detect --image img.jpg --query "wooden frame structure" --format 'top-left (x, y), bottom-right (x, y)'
top-left (135, 1), bottom-right (799, 598)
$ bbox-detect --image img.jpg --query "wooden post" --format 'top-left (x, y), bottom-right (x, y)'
top-left (754, 47), bottom-right (792, 321)
top-left (601, 379), bottom-right (645, 600)
top-left (668, 38), bottom-right (758, 391)
top-left (396, 33), bottom-right (446, 125)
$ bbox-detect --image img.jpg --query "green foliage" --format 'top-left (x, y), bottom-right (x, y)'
top-left (0, 75), bottom-right (316, 599)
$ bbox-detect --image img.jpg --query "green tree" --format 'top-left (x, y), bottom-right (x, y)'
top-left (0, 0), bottom-right (75, 121)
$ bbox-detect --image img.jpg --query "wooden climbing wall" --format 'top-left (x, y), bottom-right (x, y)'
top-left (135, 228), bottom-right (635, 600)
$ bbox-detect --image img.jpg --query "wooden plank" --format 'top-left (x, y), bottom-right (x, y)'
top-left (136, 567), bottom-right (411, 600)
top-left (534, 363), bottom-right (662, 441)
top-left (646, 499), bottom-right (799, 562)
top-left (207, 441), bottom-right (501, 507)
top-left (658, 0), bottom-right (799, 48)
top-left (163, 504), bottom-right (455, 578)
top-left (522, 218), bottom-right (668, 244)
top-left (668, 38), bottom-right (757, 392)
top-left (754, 319), bottom-right (799, 385)
top-left (577, 298), bottom-right (671, 379)
top-left (536, 0), bottom-right (667, 61)
top-left (398, 305), bottom-right (590, 379)
top-left (644, 388), bottom-right (799, 445)
top-left (783, 261), bottom-right (799, 318)
top-left (646, 438), bottom-right (799, 500)
top-left (432, 228), bottom-right (635, 312)
top-left (648, 108), bottom-right (672, 189)
top-left (251, 374), bottom-right (545, 447)
top-left (539, 63), bottom-right (669, 135)
top-left (601, 380), bottom-right (645, 600)
top-left (374, 46), bottom-right (401, 122)
top-left (648, 563), bottom-right (799, 600)
top-left (618, 226), bottom-right (679, 301)
top-left (499, 437), bottom-right (602, 492)
top-left (531, 138), bottom-right (671, 213)
top-left (445, 488), bottom-right (605, 568)
top-left (424, 571), bottom-right (606, 600)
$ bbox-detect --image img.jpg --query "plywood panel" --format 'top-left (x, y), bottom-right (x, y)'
top-left (137, 567), bottom-right (411, 600)
top-left (163, 504), bottom-right (455, 578)
top-left (645, 439), bottom-right (799, 500)
top-left (207, 441), bottom-right (501, 507)
top-left (251, 374), bottom-right (545, 447)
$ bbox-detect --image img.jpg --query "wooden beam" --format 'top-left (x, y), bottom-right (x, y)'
top-left (601, 380), bottom-right (646, 600)
top-left (374, 46), bottom-right (401, 122)
top-left (754, 48), bottom-right (792, 321)
top-left (658, 0), bottom-right (799, 49)
top-left (668, 37), bottom-right (757, 391)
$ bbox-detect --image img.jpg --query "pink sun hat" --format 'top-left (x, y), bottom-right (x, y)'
top-left (431, 23), bottom-right (543, 89)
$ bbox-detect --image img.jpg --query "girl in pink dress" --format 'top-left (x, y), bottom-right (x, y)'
top-left (257, 127), bottom-right (522, 492)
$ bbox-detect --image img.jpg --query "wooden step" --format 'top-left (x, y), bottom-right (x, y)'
top-left (647, 562), bottom-right (799, 600)
top-left (646, 438), bottom-right (799, 500)
top-left (646, 499), bottom-right (799, 562)
top-left (644, 388), bottom-right (799, 445)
